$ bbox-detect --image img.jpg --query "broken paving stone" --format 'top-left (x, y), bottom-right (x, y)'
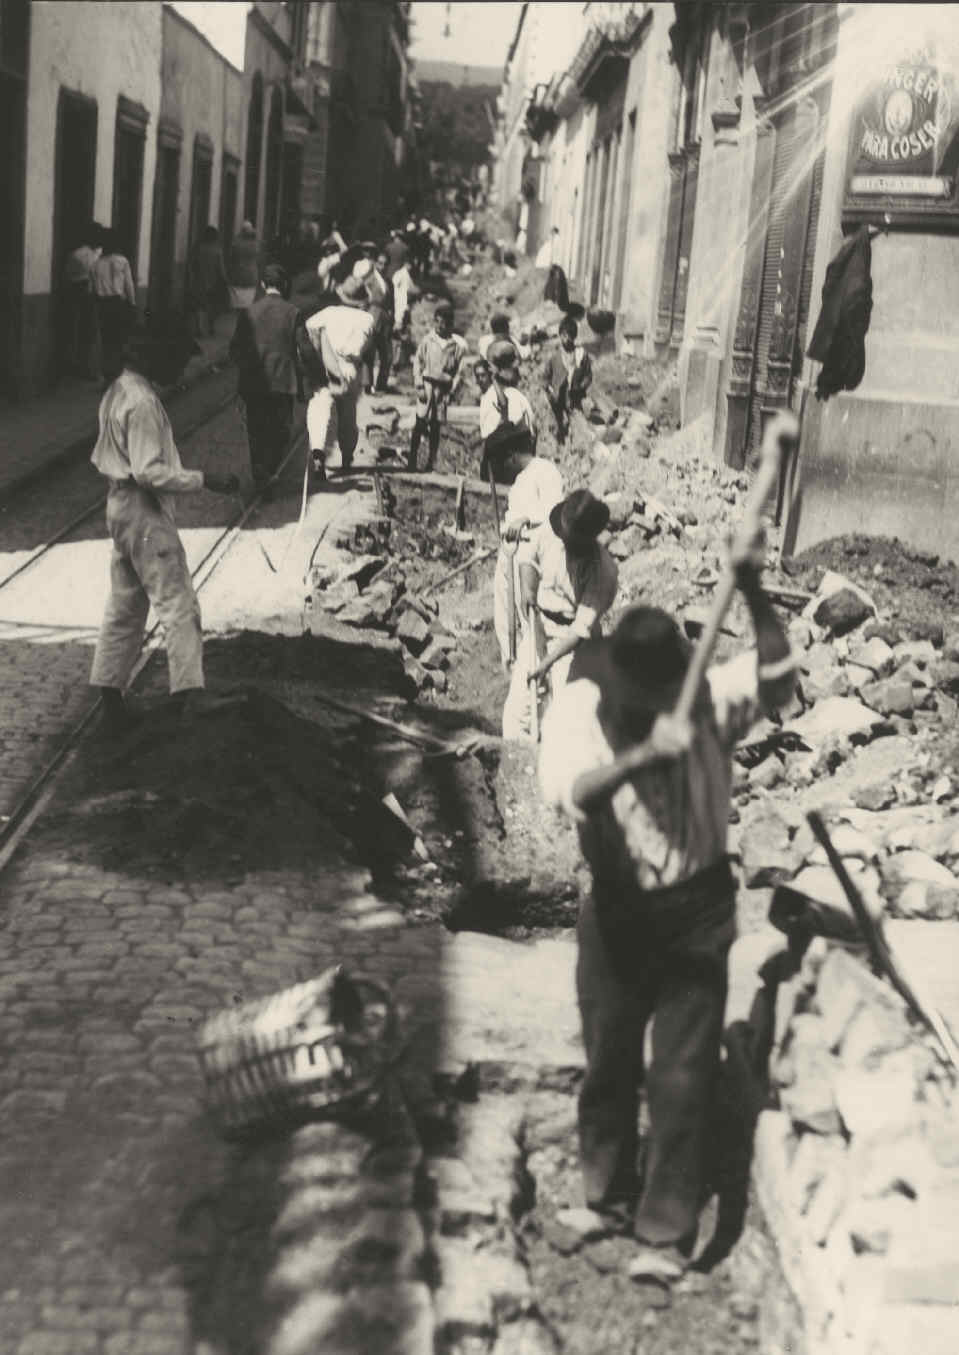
top-left (749, 757), bottom-right (785, 791)
top-left (779, 1046), bottom-right (843, 1136)
top-left (808, 573), bottom-right (876, 636)
top-left (320, 579), bottom-right (361, 613)
top-left (883, 850), bottom-right (959, 891)
top-left (428, 670), bottom-right (448, 694)
top-left (786, 696), bottom-right (884, 747)
top-left (895, 881), bottom-right (959, 920)
top-left (850, 636), bottom-right (896, 677)
top-left (861, 679), bottom-right (915, 717)
top-left (395, 608), bottom-right (431, 655)
top-left (419, 640), bottom-right (451, 671)
top-left (833, 1052), bottom-right (926, 1141)
top-left (931, 659), bottom-right (959, 694)
top-left (337, 592), bottom-right (395, 629)
top-left (403, 656), bottom-right (429, 690)
top-left (554, 1207), bottom-right (618, 1242)
top-left (541, 1217), bottom-right (582, 1255)
top-left (741, 809), bottom-right (795, 887)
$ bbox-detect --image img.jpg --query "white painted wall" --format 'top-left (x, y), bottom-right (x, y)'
top-left (24, 1), bottom-right (163, 296)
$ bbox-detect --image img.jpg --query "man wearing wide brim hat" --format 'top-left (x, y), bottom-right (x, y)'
top-left (304, 274), bottom-right (376, 481)
top-left (502, 487), bottom-right (617, 740)
top-left (538, 539), bottom-right (797, 1288)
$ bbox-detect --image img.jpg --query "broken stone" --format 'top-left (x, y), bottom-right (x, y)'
top-left (338, 553), bottom-right (387, 590)
top-left (840, 998), bottom-right (912, 1068)
top-left (428, 670), bottom-right (448, 694)
top-left (320, 579), bottom-right (361, 613)
top-left (861, 678), bottom-right (915, 718)
top-left (603, 493), bottom-right (632, 530)
top-left (419, 640), bottom-right (451, 671)
top-left (850, 636), bottom-right (896, 677)
top-left (845, 663), bottom-right (874, 691)
top-left (882, 850), bottom-right (959, 893)
top-left (779, 1043), bottom-right (842, 1136)
top-left (833, 1051), bottom-right (924, 1140)
top-left (853, 781), bottom-right (897, 812)
top-left (804, 823), bottom-right (876, 866)
top-left (338, 591), bottom-right (395, 629)
top-left (741, 809), bottom-right (796, 887)
top-left (786, 696), bottom-right (884, 747)
top-left (902, 617), bottom-right (944, 647)
top-left (403, 656), bottom-right (429, 690)
top-left (808, 573), bottom-right (876, 636)
top-left (896, 881), bottom-right (959, 920)
top-left (749, 756), bottom-right (785, 791)
top-left (932, 659), bottom-right (959, 694)
top-left (395, 608), bottom-right (431, 655)
top-left (608, 525), bottom-right (647, 559)
top-left (815, 948), bottom-right (903, 1052)
top-left (555, 1207), bottom-right (618, 1242)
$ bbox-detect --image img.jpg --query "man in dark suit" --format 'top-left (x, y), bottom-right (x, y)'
top-left (229, 263), bottom-right (310, 496)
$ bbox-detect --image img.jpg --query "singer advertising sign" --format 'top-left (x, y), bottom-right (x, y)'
top-left (844, 55), bottom-right (959, 227)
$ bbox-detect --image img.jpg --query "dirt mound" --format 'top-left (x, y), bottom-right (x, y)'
top-left (789, 534), bottom-right (959, 643)
top-left (57, 690), bottom-right (416, 882)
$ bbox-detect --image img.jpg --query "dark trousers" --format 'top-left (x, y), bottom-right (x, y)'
top-left (63, 283), bottom-right (100, 379)
top-left (98, 297), bottom-right (134, 383)
top-left (408, 408), bottom-right (440, 470)
top-left (243, 394), bottom-right (294, 486)
top-left (576, 859), bottom-right (735, 1248)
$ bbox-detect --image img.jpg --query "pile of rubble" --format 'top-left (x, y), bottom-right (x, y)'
top-left (304, 541), bottom-right (459, 698)
top-left (751, 936), bottom-right (959, 1355)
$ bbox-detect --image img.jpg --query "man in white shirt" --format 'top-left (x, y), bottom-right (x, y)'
top-left (89, 325), bottom-right (239, 732)
top-left (538, 540), bottom-right (796, 1286)
top-left (304, 275), bottom-right (376, 481)
top-left (484, 425), bottom-right (563, 734)
top-left (505, 489), bottom-right (617, 739)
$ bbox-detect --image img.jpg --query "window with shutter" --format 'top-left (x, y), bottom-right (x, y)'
top-left (655, 151), bottom-right (687, 345)
top-left (670, 143), bottom-right (700, 347)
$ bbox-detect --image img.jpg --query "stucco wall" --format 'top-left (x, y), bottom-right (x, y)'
top-left (785, 4), bottom-right (959, 561)
top-left (242, 12), bottom-right (290, 237)
top-left (161, 8), bottom-right (243, 300)
top-left (618, 4), bottom-right (675, 346)
top-left (24, 0), bottom-right (162, 296)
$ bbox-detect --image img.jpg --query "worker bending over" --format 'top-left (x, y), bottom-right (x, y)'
top-left (538, 529), bottom-right (796, 1287)
top-left (508, 489), bottom-right (617, 739)
top-left (89, 325), bottom-right (239, 732)
top-left (305, 274), bottom-right (376, 484)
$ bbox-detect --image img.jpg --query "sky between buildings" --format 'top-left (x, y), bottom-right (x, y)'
top-left (168, 1), bottom-right (520, 75)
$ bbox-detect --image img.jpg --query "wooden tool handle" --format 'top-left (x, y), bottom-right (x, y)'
top-left (528, 603), bottom-right (540, 743)
top-left (673, 410), bottom-right (799, 722)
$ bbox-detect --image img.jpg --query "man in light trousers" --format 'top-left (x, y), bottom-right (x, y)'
top-left (89, 325), bottom-right (238, 731)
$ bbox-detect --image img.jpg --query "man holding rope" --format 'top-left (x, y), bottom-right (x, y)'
top-left (539, 475), bottom-right (796, 1285)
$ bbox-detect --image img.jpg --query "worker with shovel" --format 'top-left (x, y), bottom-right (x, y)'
top-left (304, 273), bottom-right (376, 484)
top-left (538, 413), bottom-right (799, 1289)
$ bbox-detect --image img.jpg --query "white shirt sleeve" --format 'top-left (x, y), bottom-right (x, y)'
top-left (479, 389), bottom-right (497, 438)
top-left (706, 651), bottom-right (764, 746)
top-left (538, 678), bottom-right (607, 820)
top-left (127, 393), bottom-right (204, 494)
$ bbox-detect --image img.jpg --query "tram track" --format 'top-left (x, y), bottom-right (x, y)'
top-left (0, 391), bottom-right (308, 875)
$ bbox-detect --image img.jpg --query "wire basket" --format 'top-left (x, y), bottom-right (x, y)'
top-left (198, 966), bottom-right (396, 1137)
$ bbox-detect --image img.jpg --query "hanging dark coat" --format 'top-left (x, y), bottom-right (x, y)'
top-left (806, 226), bottom-right (873, 401)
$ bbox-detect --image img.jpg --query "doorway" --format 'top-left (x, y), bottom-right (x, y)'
top-left (149, 134), bottom-right (180, 317)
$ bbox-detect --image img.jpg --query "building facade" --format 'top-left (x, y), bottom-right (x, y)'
top-left (17, 0), bottom-right (163, 397)
top-left (155, 5), bottom-right (245, 315)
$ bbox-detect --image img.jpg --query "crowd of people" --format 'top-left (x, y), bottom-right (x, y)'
top-left (79, 202), bottom-right (800, 1299)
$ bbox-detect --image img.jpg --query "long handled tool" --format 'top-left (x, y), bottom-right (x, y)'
top-left (808, 811), bottom-right (959, 1075)
top-left (527, 601), bottom-right (540, 744)
top-left (672, 410), bottom-right (799, 723)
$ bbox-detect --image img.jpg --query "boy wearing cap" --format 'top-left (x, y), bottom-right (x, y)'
top-left (504, 489), bottom-right (617, 739)
top-left (543, 316), bottom-right (592, 442)
top-left (304, 273), bottom-right (376, 481)
top-left (538, 539), bottom-right (796, 1286)
top-left (408, 301), bottom-right (467, 470)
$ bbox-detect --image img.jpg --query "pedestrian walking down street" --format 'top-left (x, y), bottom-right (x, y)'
top-left (89, 324), bottom-right (239, 733)
top-left (408, 301), bottom-right (467, 470)
top-left (538, 536), bottom-right (797, 1287)
top-left (62, 223), bottom-right (103, 380)
top-left (384, 227), bottom-right (410, 278)
top-left (229, 263), bottom-right (309, 497)
top-left (508, 489), bottom-right (617, 740)
top-left (484, 423), bottom-right (563, 688)
top-left (187, 226), bottom-right (230, 337)
top-left (357, 251), bottom-right (395, 393)
top-left (304, 274), bottom-right (376, 483)
top-left (229, 221), bottom-right (261, 310)
top-left (92, 231), bottom-right (137, 383)
top-left (391, 254), bottom-right (414, 372)
top-left (543, 316), bottom-right (592, 442)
